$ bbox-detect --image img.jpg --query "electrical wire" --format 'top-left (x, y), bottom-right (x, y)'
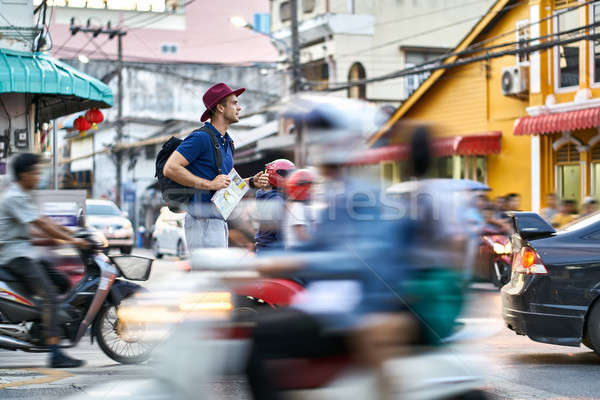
top-left (311, 23), bottom-right (600, 92)
top-left (0, 11), bottom-right (34, 44)
top-left (334, 0), bottom-right (530, 60)
top-left (305, 0), bottom-right (599, 89)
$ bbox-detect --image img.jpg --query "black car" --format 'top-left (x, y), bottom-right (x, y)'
top-left (502, 211), bottom-right (600, 354)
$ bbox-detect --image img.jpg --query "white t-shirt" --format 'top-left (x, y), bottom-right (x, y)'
top-left (283, 201), bottom-right (312, 249)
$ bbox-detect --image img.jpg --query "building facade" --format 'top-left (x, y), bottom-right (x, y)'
top-left (269, 0), bottom-right (496, 104)
top-left (369, 0), bottom-right (600, 212)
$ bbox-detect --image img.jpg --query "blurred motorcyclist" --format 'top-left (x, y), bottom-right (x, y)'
top-left (244, 97), bottom-right (418, 399)
top-left (254, 159), bottom-right (295, 252)
top-left (283, 168), bottom-right (316, 249)
top-left (0, 153), bottom-right (87, 368)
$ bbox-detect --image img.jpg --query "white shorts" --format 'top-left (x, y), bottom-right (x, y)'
top-left (184, 213), bottom-right (228, 249)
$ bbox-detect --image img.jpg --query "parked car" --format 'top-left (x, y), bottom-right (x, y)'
top-left (502, 211), bottom-right (600, 355)
top-left (152, 207), bottom-right (187, 259)
top-left (85, 199), bottom-right (134, 254)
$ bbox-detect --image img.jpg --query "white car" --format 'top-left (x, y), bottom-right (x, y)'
top-left (152, 207), bottom-right (187, 259)
top-left (86, 199), bottom-right (134, 254)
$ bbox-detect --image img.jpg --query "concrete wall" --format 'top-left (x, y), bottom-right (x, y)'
top-left (0, 0), bottom-right (35, 51)
top-left (270, 0), bottom-right (496, 102)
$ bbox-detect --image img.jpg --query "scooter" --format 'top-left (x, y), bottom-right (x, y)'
top-left (0, 229), bottom-right (153, 364)
top-left (79, 248), bottom-right (488, 400)
top-left (479, 230), bottom-right (512, 288)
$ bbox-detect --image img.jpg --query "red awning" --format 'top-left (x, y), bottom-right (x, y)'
top-left (514, 107), bottom-right (600, 135)
top-left (354, 131), bottom-right (501, 164)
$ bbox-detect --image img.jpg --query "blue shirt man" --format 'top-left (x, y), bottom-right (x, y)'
top-left (163, 82), bottom-right (267, 249)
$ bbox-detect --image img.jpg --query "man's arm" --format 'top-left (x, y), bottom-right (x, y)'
top-left (32, 216), bottom-right (85, 246)
top-left (163, 151), bottom-right (229, 191)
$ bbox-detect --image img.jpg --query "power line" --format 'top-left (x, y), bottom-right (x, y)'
top-left (306, 0), bottom-right (598, 89)
top-left (311, 23), bottom-right (600, 92)
top-left (334, 0), bottom-right (530, 59)
top-left (0, 11), bottom-right (35, 45)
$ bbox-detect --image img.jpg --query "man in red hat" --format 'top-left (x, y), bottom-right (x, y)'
top-left (163, 83), bottom-right (268, 248)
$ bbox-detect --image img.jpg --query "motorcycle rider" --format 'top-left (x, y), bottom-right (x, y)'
top-left (254, 159), bottom-right (295, 252)
top-left (244, 97), bottom-right (418, 399)
top-left (0, 153), bottom-right (87, 368)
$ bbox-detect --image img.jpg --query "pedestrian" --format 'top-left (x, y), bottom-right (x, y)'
top-left (551, 199), bottom-right (578, 228)
top-left (541, 193), bottom-right (558, 223)
top-left (493, 195), bottom-right (506, 219)
top-left (163, 83), bottom-right (268, 249)
top-left (254, 159), bottom-right (295, 252)
top-left (580, 196), bottom-right (598, 218)
top-left (0, 153), bottom-right (87, 368)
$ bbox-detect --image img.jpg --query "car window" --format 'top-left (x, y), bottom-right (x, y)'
top-left (86, 203), bottom-right (122, 216)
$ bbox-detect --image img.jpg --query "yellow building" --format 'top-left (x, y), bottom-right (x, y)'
top-left (369, 0), bottom-right (600, 212)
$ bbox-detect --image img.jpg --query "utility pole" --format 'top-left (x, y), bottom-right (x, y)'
top-left (70, 19), bottom-right (126, 207)
top-left (290, 0), bottom-right (301, 94)
top-left (290, 0), bottom-right (305, 167)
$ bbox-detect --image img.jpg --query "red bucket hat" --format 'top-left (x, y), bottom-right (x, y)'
top-left (201, 82), bottom-right (245, 122)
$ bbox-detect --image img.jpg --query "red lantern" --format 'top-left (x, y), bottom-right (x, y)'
top-left (84, 108), bottom-right (104, 129)
top-left (73, 115), bottom-right (91, 135)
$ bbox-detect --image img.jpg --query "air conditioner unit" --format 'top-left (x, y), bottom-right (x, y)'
top-left (501, 65), bottom-right (529, 96)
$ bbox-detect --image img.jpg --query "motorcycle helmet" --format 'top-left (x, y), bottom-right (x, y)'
top-left (286, 169), bottom-right (316, 201)
top-left (266, 159), bottom-right (295, 188)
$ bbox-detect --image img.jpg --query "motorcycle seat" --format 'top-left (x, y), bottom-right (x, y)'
top-left (0, 267), bottom-right (20, 282)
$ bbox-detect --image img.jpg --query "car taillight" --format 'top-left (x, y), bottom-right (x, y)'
top-left (513, 246), bottom-right (548, 275)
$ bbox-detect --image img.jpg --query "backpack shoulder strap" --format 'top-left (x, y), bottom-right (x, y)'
top-left (198, 126), bottom-right (223, 175)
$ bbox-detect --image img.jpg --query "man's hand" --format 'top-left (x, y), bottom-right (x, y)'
top-left (252, 171), bottom-right (270, 189)
top-left (210, 174), bottom-right (231, 191)
top-left (70, 238), bottom-right (89, 249)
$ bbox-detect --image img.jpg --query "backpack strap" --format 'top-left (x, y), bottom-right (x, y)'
top-left (199, 126), bottom-right (223, 175)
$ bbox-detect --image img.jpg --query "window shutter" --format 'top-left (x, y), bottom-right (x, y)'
top-left (554, 0), bottom-right (579, 10)
top-left (556, 143), bottom-right (580, 163)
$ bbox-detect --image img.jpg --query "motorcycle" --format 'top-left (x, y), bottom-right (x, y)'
top-left (90, 248), bottom-right (488, 400)
top-left (478, 230), bottom-right (512, 288)
top-left (0, 229), bottom-right (153, 364)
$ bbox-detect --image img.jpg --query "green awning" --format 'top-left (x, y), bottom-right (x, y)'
top-left (0, 48), bottom-right (113, 121)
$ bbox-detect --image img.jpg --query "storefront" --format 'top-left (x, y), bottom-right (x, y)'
top-left (514, 106), bottom-right (600, 205)
top-left (0, 48), bottom-right (113, 167)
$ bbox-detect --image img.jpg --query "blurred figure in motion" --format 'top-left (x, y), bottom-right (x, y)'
top-left (283, 168), bottom-right (317, 249)
top-left (244, 97), bottom-right (467, 399)
top-left (493, 196), bottom-right (506, 220)
top-left (552, 199), bottom-right (578, 228)
top-left (541, 193), bottom-right (558, 223)
top-left (254, 159), bottom-right (296, 253)
top-left (0, 153), bottom-right (87, 368)
top-left (580, 196), bottom-right (598, 218)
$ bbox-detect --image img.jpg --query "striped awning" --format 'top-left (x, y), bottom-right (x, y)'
top-left (514, 107), bottom-right (600, 135)
top-left (354, 131), bottom-right (501, 164)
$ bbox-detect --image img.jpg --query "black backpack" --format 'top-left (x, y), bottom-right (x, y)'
top-left (155, 126), bottom-right (234, 212)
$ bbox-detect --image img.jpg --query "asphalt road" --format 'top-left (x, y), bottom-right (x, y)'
top-left (1, 254), bottom-right (600, 399)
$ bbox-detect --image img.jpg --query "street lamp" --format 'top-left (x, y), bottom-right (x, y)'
top-left (229, 16), bottom-right (292, 62)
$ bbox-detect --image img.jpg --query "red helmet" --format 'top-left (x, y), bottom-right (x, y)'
top-left (266, 159), bottom-right (295, 188)
top-left (285, 169), bottom-right (316, 201)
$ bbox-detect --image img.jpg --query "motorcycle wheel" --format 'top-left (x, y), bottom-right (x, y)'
top-left (94, 303), bottom-right (153, 364)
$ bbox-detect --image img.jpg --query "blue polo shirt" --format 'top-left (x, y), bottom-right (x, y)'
top-left (175, 123), bottom-right (234, 206)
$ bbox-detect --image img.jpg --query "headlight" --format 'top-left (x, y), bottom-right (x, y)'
top-left (492, 242), bottom-right (505, 254)
top-left (123, 220), bottom-right (132, 230)
top-left (178, 292), bottom-right (233, 315)
top-left (117, 291), bottom-right (233, 325)
top-left (492, 242), bottom-right (512, 255)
